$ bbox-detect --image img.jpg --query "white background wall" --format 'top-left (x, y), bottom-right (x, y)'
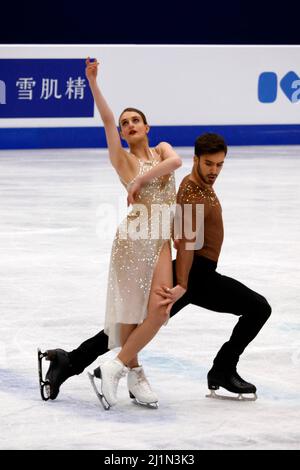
top-left (0, 45), bottom-right (300, 128)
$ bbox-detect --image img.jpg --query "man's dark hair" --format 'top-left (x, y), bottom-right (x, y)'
top-left (194, 133), bottom-right (227, 157)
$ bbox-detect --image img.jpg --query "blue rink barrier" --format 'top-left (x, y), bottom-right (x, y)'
top-left (1, 124), bottom-right (300, 149)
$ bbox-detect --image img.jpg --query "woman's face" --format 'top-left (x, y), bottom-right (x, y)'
top-left (119, 111), bottom-right (149, 144)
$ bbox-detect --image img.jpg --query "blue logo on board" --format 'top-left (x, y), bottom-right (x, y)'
top-left (0, 59), bottom-right (94, 117)
top-left (258, 71), bottom-right (300, 103)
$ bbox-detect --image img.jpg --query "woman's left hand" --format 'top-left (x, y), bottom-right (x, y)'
top-left (127, 177), bottom-right (143, 205)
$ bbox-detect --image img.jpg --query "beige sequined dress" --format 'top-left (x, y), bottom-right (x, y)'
top-left (104, 156), bottom-right (176, 349)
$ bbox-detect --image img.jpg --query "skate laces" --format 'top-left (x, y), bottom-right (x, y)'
top-left (118, 368), bottom-right (127, 379)
top-left (135, 369), bottom-right (152, 392)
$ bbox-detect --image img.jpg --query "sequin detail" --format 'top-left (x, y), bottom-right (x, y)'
top-left (178, 180), bottom-right (220, 207)
top-left (104, 158), bottom-right (176, 349)
top-left (176, 176), bottom-right (224, 266)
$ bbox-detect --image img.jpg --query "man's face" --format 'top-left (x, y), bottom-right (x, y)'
top-left (195, 151), bottom-right (226, 185)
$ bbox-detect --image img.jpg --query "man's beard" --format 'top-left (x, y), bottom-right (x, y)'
top-left (197, 163), bottom-right (215, 185)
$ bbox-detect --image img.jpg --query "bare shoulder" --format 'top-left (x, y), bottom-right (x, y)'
top-left (155, 142), bottom-right (182, 169)
top-left (155, 141), bottom-right (173, 153)
top-left (154, 142), bottom-right (174, 159)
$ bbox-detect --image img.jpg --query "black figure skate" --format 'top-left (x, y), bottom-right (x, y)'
top-left (37, 348), bottom-right (73, 400)
top-left (206, 367), bottom-right (257, 401)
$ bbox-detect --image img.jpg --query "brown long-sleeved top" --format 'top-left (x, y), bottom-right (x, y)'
top-left (175, 174), bottom-right (224, 289)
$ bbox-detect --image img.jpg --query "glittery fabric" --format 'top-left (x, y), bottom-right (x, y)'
top-left (177, 179), bottom-right (220, 206)
top-left (177, 175), bottom-right (224, 262)
top-left (104, 158), bottom-right (176, 350)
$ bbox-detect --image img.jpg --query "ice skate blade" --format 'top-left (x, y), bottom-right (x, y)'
top-left (87, 371), bottom-right (110, 411)
top-left (206, 389), bottom-right (257, 401)
top-left (37, 347), bottom-right (51, 401)
top-left (130, 396), bottom-right (159, 409)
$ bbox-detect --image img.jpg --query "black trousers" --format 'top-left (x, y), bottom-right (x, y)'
top-left (69, 256), bottom-right (271, 374)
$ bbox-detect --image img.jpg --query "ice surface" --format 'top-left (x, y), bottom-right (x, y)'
top-left (0, 146), bottom-right (299, 450)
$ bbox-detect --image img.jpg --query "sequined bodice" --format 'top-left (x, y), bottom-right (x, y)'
top-left (124, 159), bottom-right (176, 211)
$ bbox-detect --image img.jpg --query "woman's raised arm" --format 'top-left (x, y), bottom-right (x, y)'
top-left (86, 58), bottom-right (126, 171)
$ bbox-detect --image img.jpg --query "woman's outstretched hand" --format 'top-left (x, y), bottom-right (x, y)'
top-left (85, 57), bottom-right (99, 82)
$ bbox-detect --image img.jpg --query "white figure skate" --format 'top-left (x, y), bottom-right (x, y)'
top-left (128, 366), bottom-right (159, 409)
top-left (88, 358), bottom-right (128, 410)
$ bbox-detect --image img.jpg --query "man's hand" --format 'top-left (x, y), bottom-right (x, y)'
top-left (156, 284), bottom-right (187, 315)
top-left (173, 238), bottom-right (180, 250)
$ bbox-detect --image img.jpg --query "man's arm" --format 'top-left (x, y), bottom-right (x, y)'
top-left (157, 232), bottom-right (193, 311)
top-left (175, 238), bottom-right (195, 290)
top-left (157, 182), bottom-right (198, 308)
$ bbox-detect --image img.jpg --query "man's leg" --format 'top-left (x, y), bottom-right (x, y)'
top-left (68, 330), bottom-right (109, 374)
top-left (191, 271), bottom-right (271, 368)
top-left (43, 330), bottom-right (109, 399)
top-left (169, 259), bottom-right (192, 318)
top-left (187, 259), bottom-right (271, 395)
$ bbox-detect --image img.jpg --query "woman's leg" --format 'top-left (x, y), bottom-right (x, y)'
top-left (117, 242), bottom-right (172, 366)
top-left (119, 324), bottom-right (139, 369)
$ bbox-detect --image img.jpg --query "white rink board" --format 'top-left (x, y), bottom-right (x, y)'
top-left (1, 45), bottom-right (300, 128)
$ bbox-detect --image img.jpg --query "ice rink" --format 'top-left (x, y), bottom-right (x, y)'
top-left (0, 145), bottom-right (299, 450)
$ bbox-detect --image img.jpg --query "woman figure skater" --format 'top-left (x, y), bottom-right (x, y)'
top-left (85, 58), bottom-right (181, 409)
